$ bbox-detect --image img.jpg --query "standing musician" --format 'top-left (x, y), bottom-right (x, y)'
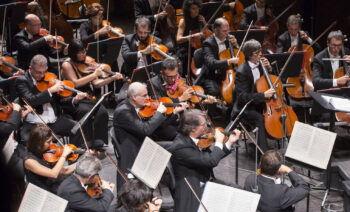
top-left (239, 0), bottom-right (270, 30)
top-left (16, 55), bottom-right (86, 146)
top-left (169, 109), bottom-right (241, 212)
top-left (113, 82), bottom-right (186, 189)
top-left (312, 30), bottom-right (350, 91)
top-left (121, 17), bottom-right (162, 78)
top-left (244, 150), bottom-right (309, 212)
top-left (61, 39), bottom-right (123, 147)
top-left (232, 39), bottom-right (275, 153)
top-left (79, 3), bottom-right (110, 45)
top-left (24, 124), bottom-right (76, 194)
top-left (57, 153), bottom-right (115, 212)
top-left (14, 14), bottom-right (69, 70)
top-left (276, 14), bottom-right (321, 53)
top-left (176, 0), bottom-right (206, 76)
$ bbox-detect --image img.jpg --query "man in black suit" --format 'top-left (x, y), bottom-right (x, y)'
top-left (134, 0), bottom-right (168, 26)
top-left (240, 0), bottom-right (270, 30)
top-left (169, 109), bottom-right (241, 212)
top-left (16, 55), bottom-right (85, 145)
top-left (276, 14), bottom-right (321, 53)
top-left (244, 150), bottom-right (309, 212)
top-left (57, 153), bottom-right (115, 212)
top-left (312, 30), bottom-right (350, 91)
top-left (232, 39), bottom-right (275, 152)
top-left (120, 17), bottom-right (162, 78)
top-left (14, 14), bottom-right (68, 70)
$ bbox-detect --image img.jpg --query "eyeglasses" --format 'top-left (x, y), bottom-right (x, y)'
top-left (253, 49), bottom-right (262, 55)
top-left (163, 74), bottom-right (178, 80)
top-left (329, 43), bottom-right (342, 48)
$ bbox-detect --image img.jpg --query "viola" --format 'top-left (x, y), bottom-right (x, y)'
top-left (138, 97), bottom-right (182, 118)
top-left (77, 56), bottom-right (131, 83)
top-left (197, 127), bottom-right (227, 149)
top-left (137, 36), bottom-right (172, 60)
top-left (102, 20), bottom-right (124, 38)
top-left (33, 28), bottom-right (68, 50)
top-left (36, 72), bottom-right (96, 100)
top-left (0, 56), bottom-right (21, 73)
top-left (43, 143), bottom-right (84, 163)
top-left (255, 60), bottom-right (298, 139)
top-left (87, 174), bottom-right (103, 197)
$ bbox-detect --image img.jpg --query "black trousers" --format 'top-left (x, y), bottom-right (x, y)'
top-left (199, 78), bottom-right (221, 97)
top-left (20, 115), bottom-right (83, 146)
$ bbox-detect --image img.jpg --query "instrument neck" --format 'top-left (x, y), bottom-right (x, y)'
top-left (259, 60), bottom-right (277, 99)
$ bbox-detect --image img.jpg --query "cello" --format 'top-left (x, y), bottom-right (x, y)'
top-left (222, 0), bottom-right (244, 31)
top-left (56, 0), bottom-right (100, 19)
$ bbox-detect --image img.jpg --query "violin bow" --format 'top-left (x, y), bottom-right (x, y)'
top-left (203, 0), bottom-right (228, 30)
top-left (266, 1), bottom-right (296, 28)
top-left (49, 0), bottom-right (52, 33)
top-left (55, 30), bottom-right (61, 81)
top-left (0, 6), bottom-right (6, 57)
top-left (186, 30), bottom-right (193, 85)
top-left (141, 55), bottom-right (159, 100)
top-left (105, 152), bottom-right (129, 182)
top-left (78, 123), bottom-right (90, 152)
top-left (184, 177), bottom-right (208, 212)
top-left (305, 21), bottom-right (336, 51)
top-left (106, 0), bottom-right (110, 24)
top-left (224, 99), bottom-right (253, 134)
top-left (272, 46), bottom-right (296, 87)
top-left (236, 20), bottom-right (253, 56)
top-left (238, 122), bottom-right (264, 155)
top-left (22, 98), bottom-right (65, 146)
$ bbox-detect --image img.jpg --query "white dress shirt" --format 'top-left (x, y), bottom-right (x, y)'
top-left (248, 61), bottom-right (261, 84)
top-left (255, 4), bottom-right (265, 21)
top-left (328, 48), bottom-right (340, 87)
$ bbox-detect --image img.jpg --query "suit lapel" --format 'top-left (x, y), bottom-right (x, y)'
top-left (324, 50), bottom-right (334, 78)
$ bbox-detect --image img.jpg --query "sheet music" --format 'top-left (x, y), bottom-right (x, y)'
top-left (18, 183), bottom-right (67, 212)
top-left (321, 95), bottom-right (350, 112)
top-left (131, 137), bottom-right (171, 189)
top-left (2, 131), bottom-right (14, 164)
top-left (285, 121), bottom-right (336, 170)
top-left (198, 182), bottom-right (260, 212)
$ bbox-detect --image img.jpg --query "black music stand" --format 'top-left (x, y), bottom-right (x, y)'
top-left (87, 37), bottom-right (124, 67)
top-left (229, 29), bottom-right (266, 46)
top-left (131, 61), bottom-right (163, 83)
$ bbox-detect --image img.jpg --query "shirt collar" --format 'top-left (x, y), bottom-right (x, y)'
top-left (248, 61), bottom-right (259, 69)
top-left (214, 34), bottom-right (226, 46)
top-left (190, 136), bottom-right (199, 146)
top-left (29, 71), bottom-right (37, 85)
top-left (328, 48), bottom-right (340, 58)
top-left (261, 174), bottom-right (281, 184)
top-left (25, 28), bottom-right (34, 40)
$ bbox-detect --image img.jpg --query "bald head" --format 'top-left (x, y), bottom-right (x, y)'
top-left (24, 14), bottom-right (41, 35)
top-left (213, 18), bottom-right (229, 40)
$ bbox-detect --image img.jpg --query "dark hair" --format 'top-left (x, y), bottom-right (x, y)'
top-left (183, 0), bottom-right (202, 21)
top-left (242, 39), bottom-right (261, 60)
top-left (327, 30), bottom-right (344, 43)
top-left (27, 124), bottom-right (52, 158)
top-left (161, 58), bottom-right (178, 71)
top-left (178, 109), bottom-right (205, 136)
top-left (116, 179), bottom-right (153, 212)
top-left (260, 150), bottom-right (282, 176)
top-left (86, 3), bottom-right (104, 17)
top-left (135, 17), bottom-right (151, 30)
top-left (68, 39), bottom-right (86, 62)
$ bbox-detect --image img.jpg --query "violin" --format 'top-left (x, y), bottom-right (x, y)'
top-left (0, 56), bottom-right (21, 73)
top-left (33, 28), bottom-right (68, 50)
top-left (255, 60), bottom-right (298, 139)
top-left (137, 36), bottom-right (172, 60)
top-left (102, 20), bottom-right (124, 38)
top-left (87, 174), bottom-right (103, 197)
top-left (77, 56), bottom-right (130, 83)
top-left (36, 72), bottom-right (96, 100)
top-left (190, 23), bottom-right (212, 50)
top-left (43, 143), bottom-right (84, 163)
top-left (0, 103), bottom-right (13, 122)
top-left (197, 127), bottom-right (227, 149)
top-left (138, 97), bottom-right (182, 118)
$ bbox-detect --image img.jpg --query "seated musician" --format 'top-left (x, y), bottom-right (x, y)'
top-left (79, 3), bottom-right (111, 45)
top-left (16, 54), bottom-right (86, 146)
top-left (14, 14), bottom-right (68, 70)
top-left (121, 17), bottom-right (162, 78)
top-left (176, 0), bottom-right (206, 76)
top-left (239, 0), bottom-right (270, 30)
top-left (113, 82), bottom-right (186, 189)
top-left (61, 39), bottom-right (123, 147)
top-left (244, 150), bottom-right (309, 212)
top-left (276, 14), bottom-right (321, 53)
top-left (57, 153), bottom-right (115, 212)
top-left (115, 179), bottom-right (162, 212)
top-left (23, 124), bottom-right (76, 194)
top-left (232, 39), bottom-right (275, 153)
top-left (169, 109), bottom-right (241, 212)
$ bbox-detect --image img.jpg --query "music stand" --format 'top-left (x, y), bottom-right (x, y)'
top-left (131, 61), bottom-right (163, 83)
top-left (87, 37), bottom-right (124, 66)
top-left (229, 29), bottom-right (266, 46)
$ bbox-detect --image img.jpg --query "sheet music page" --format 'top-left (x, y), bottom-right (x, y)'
top-left (286, 121), bottom-right (336, 170)
top-left (41, 191), bottom-right (68, 212)
top-left (18, 183), bottom-right (46, 212)
top-left (321, 96), bottom-right (350, 112)
top-left (2, 131), bottom-right (14, 164)
top-left (198, 182), bottom-right (260, 212)
top-left (131, 137), bottom-right (171, 189)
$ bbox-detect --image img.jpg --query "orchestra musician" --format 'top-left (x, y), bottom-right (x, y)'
top-left (61, 39), bottom-right (123, 147)
top-left (232, 39), bottom-right (275, 153)
top-left (169, 109), bottom-right (241, 212)
top-left (244, 150), bottom-right (309, 212)
top-left (240, 0), bottom-right (270, 30)
top-left (57, 153), bottom-right (115, 212)
top-left (16, 55), bottom-right (86, 146)
top-left (276, 14), bottom-right (321, 54)
top-left (113, 82), bottom-right (186, 189)
top-left (115, 179), bottom-right (162, 212)
top-left (23, 124), bottom-right (76, 194)
top-left (14, 14), bottom-right (68, 70)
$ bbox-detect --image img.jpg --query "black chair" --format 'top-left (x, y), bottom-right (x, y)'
top-left (109, 127), bottom-right (121, 160)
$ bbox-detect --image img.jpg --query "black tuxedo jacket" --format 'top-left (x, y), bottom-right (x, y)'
top-left (276, 31), bottom-right (321, 53)
top-left (244, 171), bottom-right (309, 212)
top-left (134, 0), bottom-right (155, 24)
top-left (147, 75), bottom-right (186, 103)
top-left (57, 175), bottom-right (114, 212)
top-left (240, 3), bottom-right (270, 29)
top-left (120, 33), bottom-right (161, 77)
top-left (15, 71), bottom-right (73, 116)
top-left (14, 29), bottom-right (64, 69)
top-left (169, 133), bottom-right (231, 212)
top-left (312, 47), bottom-right (350, 91)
